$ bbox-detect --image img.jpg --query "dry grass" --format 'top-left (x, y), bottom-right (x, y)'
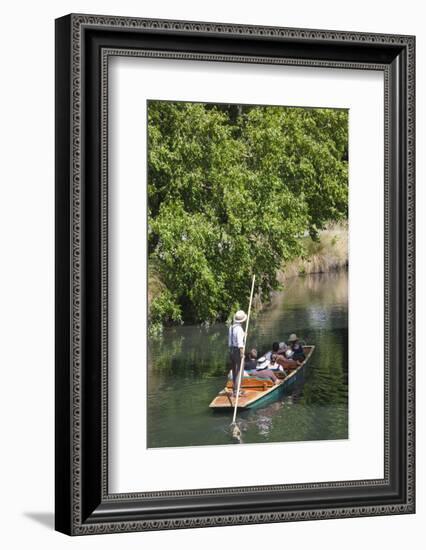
top-left (278, 221), bottom-right (348, 284)
top-left (147, 259), bottom-right (165, 308)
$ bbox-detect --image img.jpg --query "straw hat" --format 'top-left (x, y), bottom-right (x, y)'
top-left (288, 333), bottom-right (298, 343)
top-left (256, 357), bottom-right (270, 370)
top-left (233, 310), bottom-right (247, 323)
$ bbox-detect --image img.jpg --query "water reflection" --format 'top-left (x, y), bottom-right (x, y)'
top-left (147, 271), bottom-right (348, 448)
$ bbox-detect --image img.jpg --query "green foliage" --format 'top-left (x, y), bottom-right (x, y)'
top-left (150, 287), bottom-right (182, 327)
top-left (242, 106), bottom-right (348, 240)
top-left (148, 101), bottom-right (348, 325)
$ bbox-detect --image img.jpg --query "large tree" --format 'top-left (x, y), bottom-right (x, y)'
top-left (147, 101), bottom-right (348, 327)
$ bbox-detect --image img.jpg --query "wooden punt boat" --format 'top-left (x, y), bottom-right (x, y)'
top-left (209, 345), bottom-right (315, 410)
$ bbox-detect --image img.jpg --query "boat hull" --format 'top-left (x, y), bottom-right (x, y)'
top-left (209, 346), bottom-right (315, 410)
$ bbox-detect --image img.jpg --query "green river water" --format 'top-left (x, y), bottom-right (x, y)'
top-left (147, 271), bottom-right (348, 448)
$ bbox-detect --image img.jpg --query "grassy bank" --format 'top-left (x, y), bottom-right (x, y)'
top-left (277, 221), bottom-right (348, 284)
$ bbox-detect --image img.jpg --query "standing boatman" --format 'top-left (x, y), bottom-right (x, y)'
top-left (228, 310), bottom-right (247, 397)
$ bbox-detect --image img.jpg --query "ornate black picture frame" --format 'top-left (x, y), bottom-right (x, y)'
top-left (55, 14), bottom-right (415, 535)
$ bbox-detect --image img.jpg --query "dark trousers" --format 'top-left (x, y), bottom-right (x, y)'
top-left (230, 347), bottom-right (242, 392)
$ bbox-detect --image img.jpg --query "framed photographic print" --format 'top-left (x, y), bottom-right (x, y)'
top-left (55, 14), bottom-right (415, 535)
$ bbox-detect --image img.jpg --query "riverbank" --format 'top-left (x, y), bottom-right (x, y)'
top-left (278, 222), bottom-right (348, 284)
top-left (249, 222), bottom-right (348, 314)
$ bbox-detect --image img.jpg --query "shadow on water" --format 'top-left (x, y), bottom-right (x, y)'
top-left (148, 271), bottom-right (348, 448)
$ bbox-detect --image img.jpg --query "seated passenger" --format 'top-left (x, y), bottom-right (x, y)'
top-left (288, 333), bottom-right (305, 361)
top-left (269, 354), bottom-right (285, 372)
top-left (244, 349), bottom-right (258, 373)
top-left (277, 341), bottom-right (289, 356)
top-left (252, 356), bottom-right (279, 384)
top-left (273, 350), bottom-right (299, 371)
top-left (270, 353), bottom-right (288, 373)
top-left (265, 342), bottom-right (280, 360)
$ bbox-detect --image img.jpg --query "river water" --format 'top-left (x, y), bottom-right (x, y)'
top-left (147, 271), bottom-right (348, 448)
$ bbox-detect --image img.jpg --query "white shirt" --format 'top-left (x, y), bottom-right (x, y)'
top-left (228, 323), bottom-right (245, 348)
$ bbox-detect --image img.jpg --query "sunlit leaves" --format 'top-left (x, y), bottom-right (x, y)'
top-left (147, 101), bottom-right (348, 325)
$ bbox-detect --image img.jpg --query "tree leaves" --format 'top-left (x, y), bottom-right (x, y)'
top-left (148, 101), bottom-right (348, 325)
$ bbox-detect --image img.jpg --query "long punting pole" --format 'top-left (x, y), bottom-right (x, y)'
top-left (232, 274), bottom-right (256, 426)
